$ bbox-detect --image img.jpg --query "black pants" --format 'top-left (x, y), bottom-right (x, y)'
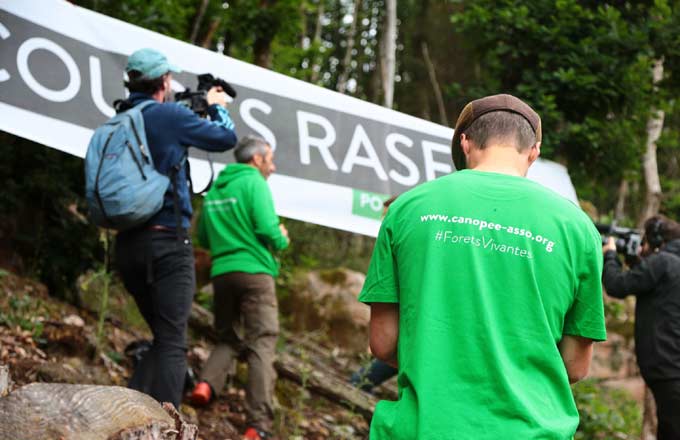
top-left (116, 228), bottom-right (195, 408)
top-left (648, 379), bottom-right (680, 440)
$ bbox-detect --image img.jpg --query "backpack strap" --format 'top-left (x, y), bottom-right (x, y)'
top-left (130, 100), bottom-right (157, 164)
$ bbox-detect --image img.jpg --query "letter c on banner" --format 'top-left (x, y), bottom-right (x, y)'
top-left (0, 22), bottom-right (10, 82)
top-left (240, 98), bottom-right (277, 150)
top-left (17, 37), bottom-right (81, 102)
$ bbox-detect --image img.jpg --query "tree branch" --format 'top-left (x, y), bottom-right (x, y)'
top-left (421, 41), bottom-right (448, 125)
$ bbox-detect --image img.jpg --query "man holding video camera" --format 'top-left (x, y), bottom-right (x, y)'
top-left (603, 215), bottom-right (680, 440)
top-left (115, 48), bottom-right (237, 409)
top-left (360, 94), bottom-right (606, 439)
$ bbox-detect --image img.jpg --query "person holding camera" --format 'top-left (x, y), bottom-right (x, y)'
top-left (190, 135), bottom-right (289, 440)
top-left (603, 215), bottom-right (680, 440)
top-left (114, 48), bottom-right (237, 409)
top-left (359, 94), bottom-right (606, 439)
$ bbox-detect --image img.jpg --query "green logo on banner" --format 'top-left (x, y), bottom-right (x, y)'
top-left (352, 190), bottom-right (389, 219)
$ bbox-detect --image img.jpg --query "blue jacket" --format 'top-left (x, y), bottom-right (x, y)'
top-left (129, 92), bottom-right (237, 229)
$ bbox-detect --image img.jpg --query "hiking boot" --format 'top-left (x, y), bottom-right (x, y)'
top-left (243, 427), bottom-right (269, 440)
top-left (190, 381), bottom-right (213, 406)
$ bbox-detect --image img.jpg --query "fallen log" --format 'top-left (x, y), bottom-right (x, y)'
top-left (0, 383), bottom-right (198, 440)
top-left (0, 364), bottom-right (9, 396)
top-left (189, 302), bottom-right (378, 420)
top-left (275, 351), bottom-right (377, 420)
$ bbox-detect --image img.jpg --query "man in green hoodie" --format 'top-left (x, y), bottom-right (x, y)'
top-left (191, 135), bottom-right (289, 440)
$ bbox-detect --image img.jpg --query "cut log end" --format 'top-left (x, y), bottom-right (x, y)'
top-left (0, 364), bottom-right (10, 397)
top-left (0, 383), bottom-right (198, 440)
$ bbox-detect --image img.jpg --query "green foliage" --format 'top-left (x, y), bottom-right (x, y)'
top-left (278, 218), bottom-right (375, 274)
top-left (445, 0), bottom-right (680, 221)
top-left (195, 288), bottom-right (213, 312)
top-left (78, 271), bottom-right (147, 331)
top-left (0, 133), bottom-right (103, 300)
top-left (450, 1), bottom-right (658, 209)
top-left (573, 380), bottom-right (642, 440)
top-left (77, 0), bottom-right (199, 40)
top-left (0, 294), bottom-right (45, 340)
top-left (92, 232), bottom-right (113, 359)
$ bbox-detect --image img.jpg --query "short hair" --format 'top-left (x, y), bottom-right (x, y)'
top-left (383, 195), bottom-right (399, 209)
top-left (463, 111), bottom-right (537, 151)
top-left (234, 135), bottom-right (270, 163)
top-left (645, 215), bottom-right (680, 244)
top-left (125, 70), bottom-right (166, 95)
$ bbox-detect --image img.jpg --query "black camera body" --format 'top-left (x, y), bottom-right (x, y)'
top-left (596, 223), bottom-right (642, 263)
top-left (175, 73), bottom-right (237, 117)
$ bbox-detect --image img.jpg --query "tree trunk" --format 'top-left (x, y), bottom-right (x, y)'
top-left (189, 0), bottom-right (210, 45)
top-left (254, 0), bottom-right (277, 69)
top-left (254, 37), bottom-right (273, 69)
top-left (614, 178), bottom-right (629, 223)
top-left (381, 0), bottom-right (397, 108)
top-left (298, 1), bottom-right (307, 48)
top-left (309, 1), bottom-right (325, 84)
top-left (336, 0), bottom-right (362, 93)
top-left (640, 57), bottom-right (665, 439)
top-left (421, 41), bottom-right (448, 125)
top-left (639, 58), bottom-right (665, 225)
top-left (200, 18), bottom-right (222, 48)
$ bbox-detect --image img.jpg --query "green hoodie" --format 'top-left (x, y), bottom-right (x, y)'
top-left (198, 163), bottom-right (289, 278)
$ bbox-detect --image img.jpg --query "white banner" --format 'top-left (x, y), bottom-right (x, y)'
top-left (0, 0), bottom-right (578, 237)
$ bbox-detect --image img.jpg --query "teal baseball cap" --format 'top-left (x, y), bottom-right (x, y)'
top-left (126, 48), bottom-right (181, 79)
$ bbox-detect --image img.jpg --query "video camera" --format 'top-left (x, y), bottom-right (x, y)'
top-left (175, 73), bottom-right (237, 117)
top-left (595, 223), bottom-right (642, 263)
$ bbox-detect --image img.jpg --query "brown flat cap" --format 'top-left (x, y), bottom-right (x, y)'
top-left (451, 94), bottom-right (542, 169)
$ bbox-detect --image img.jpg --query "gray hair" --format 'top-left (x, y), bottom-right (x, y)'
top-left (463, 111), bottom-right (537, 151)
top-left (234, 135), bottom-right (270, 163)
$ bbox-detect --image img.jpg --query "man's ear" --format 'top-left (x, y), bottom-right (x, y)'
top-left (162, 74), bottom-right (171, 92)
top-left (460, 133), bottom-right (472, 157)
top-left (528, 141), bottom-right (541, 164)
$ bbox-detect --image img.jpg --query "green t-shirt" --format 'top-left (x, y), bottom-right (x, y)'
top-left (359, 169), bottom-right (606, 440)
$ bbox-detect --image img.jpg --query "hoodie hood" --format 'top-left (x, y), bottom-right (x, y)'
top-left (215, 163), bottom-right (261, 189)
top-left (662, 239), bottom-right (680, 257)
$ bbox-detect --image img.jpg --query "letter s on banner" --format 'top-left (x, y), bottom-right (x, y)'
top-left (0, 22), bottom-right (10, 82)
top-left (240, 98), bottom-right (277, 150)
top-left (17, 37), bottom-right (81, 102)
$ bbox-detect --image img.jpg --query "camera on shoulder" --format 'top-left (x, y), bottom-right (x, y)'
top-left (175, 73), bottom-right (237, 116)
top-left (596, 223), bottom-right (642, 264)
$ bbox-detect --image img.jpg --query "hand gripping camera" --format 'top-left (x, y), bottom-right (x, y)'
top-left (596, 223), bottom-right (642, 265)
top-left (175, 73), bottom-right (237, 116)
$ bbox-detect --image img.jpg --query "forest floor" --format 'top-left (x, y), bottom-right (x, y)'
top-left (0, 269), bottom-right (389, 439)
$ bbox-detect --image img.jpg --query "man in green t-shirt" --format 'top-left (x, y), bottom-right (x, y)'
top-left (190, 135), bottom-right (289, 440)
top-left (359, 94), bottom-right (606, 439)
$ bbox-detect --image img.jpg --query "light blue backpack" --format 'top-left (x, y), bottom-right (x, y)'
top-left (85, 101), bottom-right (171, 230)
